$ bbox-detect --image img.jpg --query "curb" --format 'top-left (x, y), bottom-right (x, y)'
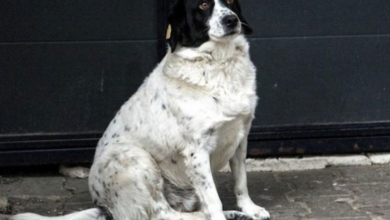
top-left (220, 153), bottom-right (390, 172)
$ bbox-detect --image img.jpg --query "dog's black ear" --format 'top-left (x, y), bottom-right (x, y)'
top-left (239, 16), bottom-right (253, 35)
top-left (168, 0), bottom-right (186, 52)
top-left (235, 1), bottom-right (253, 35)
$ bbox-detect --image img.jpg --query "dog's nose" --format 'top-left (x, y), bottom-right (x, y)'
top-left (223, 15), bottom-right (239, 29)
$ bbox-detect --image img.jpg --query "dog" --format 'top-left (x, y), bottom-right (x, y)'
top-left (12, 0), bottom-right (270, 220)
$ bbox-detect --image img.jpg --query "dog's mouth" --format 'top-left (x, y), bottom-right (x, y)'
top-left (223, 25), bottom-right (242, 37)
top-left (211, 30), bottom-right (239, 40)
top-left (224, 30), bottom-right (238, 36)
top-left (209, 26), bottom-right (241, 41)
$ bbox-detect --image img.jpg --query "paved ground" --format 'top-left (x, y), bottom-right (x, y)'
top-left (1, 165), bottom-right (390, 220)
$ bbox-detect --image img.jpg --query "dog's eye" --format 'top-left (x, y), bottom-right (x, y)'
top-left (199, 2), bottom-right (210, 10)
top-left (226, 0), bottom-right (234, 4)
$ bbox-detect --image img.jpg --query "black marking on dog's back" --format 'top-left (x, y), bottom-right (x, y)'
top-left (99, 206), bottom-right (114, 220)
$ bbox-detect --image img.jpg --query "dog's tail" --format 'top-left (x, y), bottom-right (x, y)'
top-left (11, 208), bottom-right (109, 220)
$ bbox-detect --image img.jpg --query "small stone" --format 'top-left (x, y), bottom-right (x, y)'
top-left (0, 214), bottom-right (10, 220)
top-left (0, 197), bottom-right (10, 214)
top-left (59, 166), bottom-right (90, 179)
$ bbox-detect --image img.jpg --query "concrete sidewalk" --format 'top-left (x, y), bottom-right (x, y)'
top-left (1, 165), bottom-right (390, 220)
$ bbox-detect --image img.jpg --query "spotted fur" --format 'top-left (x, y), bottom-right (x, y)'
top-left (11, 0), bottom-right (269, 220)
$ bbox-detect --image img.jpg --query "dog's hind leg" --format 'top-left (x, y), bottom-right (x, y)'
top-left (90, 145), bottom-right (205, 220)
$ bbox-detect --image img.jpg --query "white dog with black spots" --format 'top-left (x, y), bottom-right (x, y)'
top-left (12, 0), bottom-right (270, 220)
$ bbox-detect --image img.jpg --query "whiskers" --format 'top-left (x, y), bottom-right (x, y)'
top-left (200, 27), bottom-right (210, 34)
top-left (241, 22), bottom-right (250, 28)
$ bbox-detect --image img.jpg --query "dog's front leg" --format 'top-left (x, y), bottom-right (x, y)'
top-left (184, 148), bottom-right (226, 220)
top-left (229, 128), bottom-right (270, 220)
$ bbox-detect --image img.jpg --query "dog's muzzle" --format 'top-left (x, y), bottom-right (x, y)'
top-left (223, 15), bottom-right (239, 31)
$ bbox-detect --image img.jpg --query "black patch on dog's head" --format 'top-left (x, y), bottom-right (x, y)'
top-left (168, 0), bottom-right (213, 52)
top-left (168, 0), bottom-right (253, 52)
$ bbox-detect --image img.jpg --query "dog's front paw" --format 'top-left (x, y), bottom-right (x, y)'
top-left (224, 211), bottom-right (253, 220)
top-left (239, 204), bottom-right (270, 220)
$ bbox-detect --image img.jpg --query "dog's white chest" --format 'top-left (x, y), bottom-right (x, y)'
top-left (159, 40), bottom-right (257, 172)
top-left (210, 117), bottom-right (247, 171)
top-left (170, 63), bottom-right (256, 172)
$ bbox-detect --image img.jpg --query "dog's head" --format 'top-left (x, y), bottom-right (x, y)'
top-left (168, 0), bottom-right (253, 52)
